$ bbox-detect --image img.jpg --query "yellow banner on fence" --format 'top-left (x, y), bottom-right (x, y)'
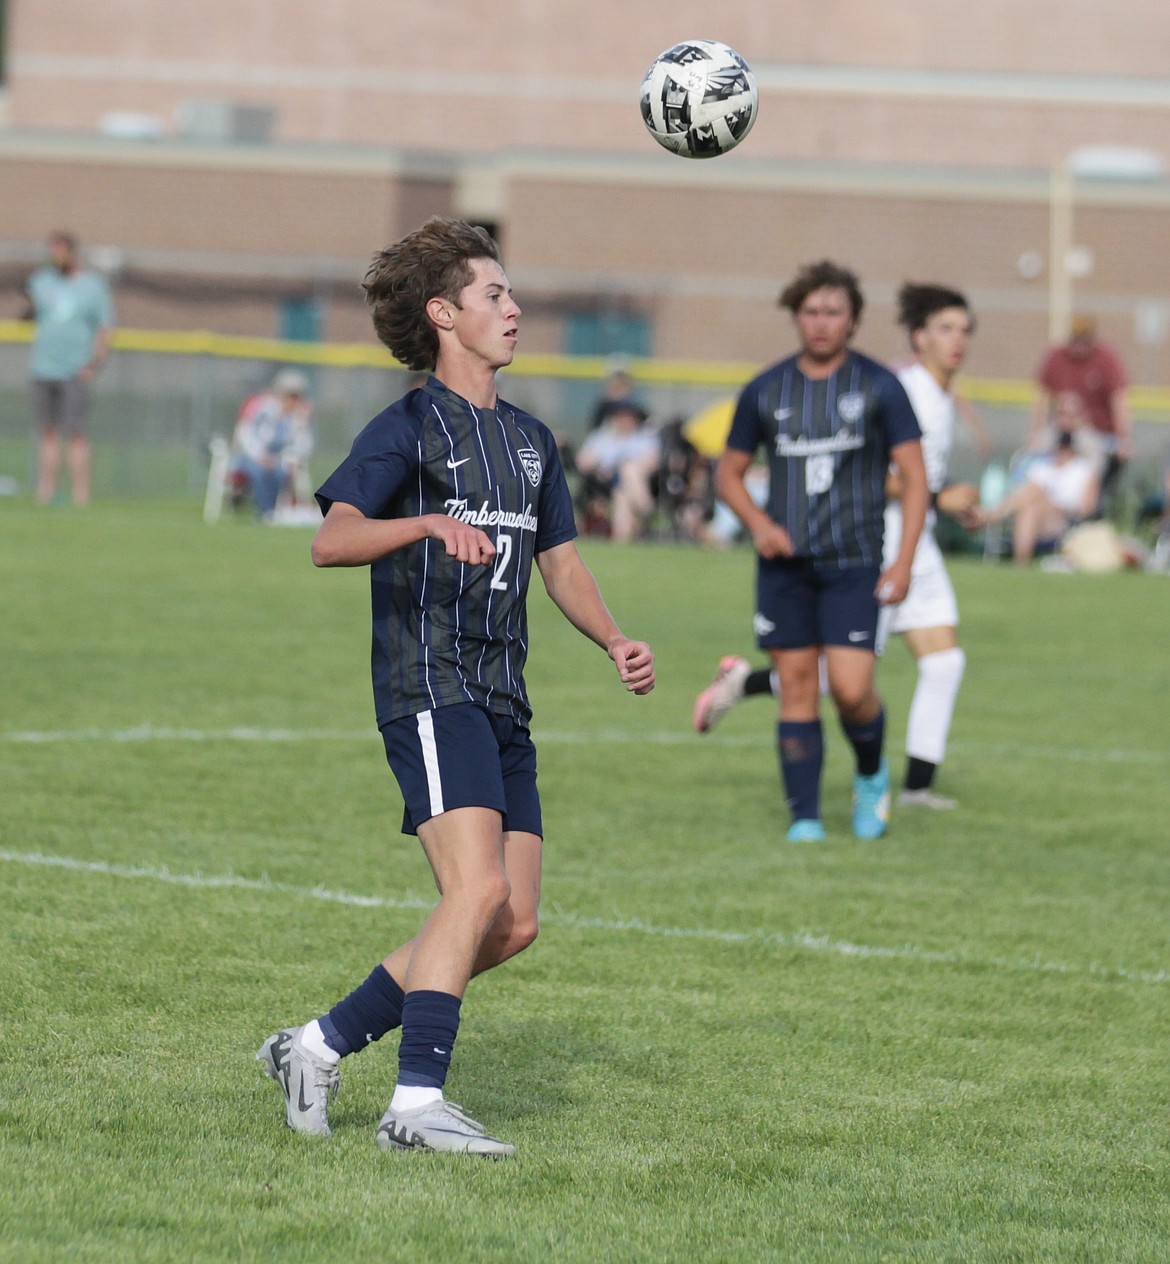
top-left (3, 320), bottom-right (1169, 417)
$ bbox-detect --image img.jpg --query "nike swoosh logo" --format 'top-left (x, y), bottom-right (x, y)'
top-left (447, 456), bottom-right (471, 470)
top-left (297, 1074), bottom-right (313, 1113)
top-left (847, 631), bottom-right (868, 642)
top-left (774, 408), bottom-right (793, 422)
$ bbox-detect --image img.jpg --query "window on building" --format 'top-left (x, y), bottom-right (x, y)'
top-left (564, 310), bottom-right (652, 359)
top-left (279, 295), bottom-right (322, 343)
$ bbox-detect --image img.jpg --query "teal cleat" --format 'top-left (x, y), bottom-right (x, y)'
top-left (787, 818), bottom-right (826, 843)
top-left (852, 761), bottom-right (891, 839)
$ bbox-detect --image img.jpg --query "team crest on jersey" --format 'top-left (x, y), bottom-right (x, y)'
top-left (836, 392), bottom-right (865, 424)
top-left (517, 447), bottom-right (542, 488)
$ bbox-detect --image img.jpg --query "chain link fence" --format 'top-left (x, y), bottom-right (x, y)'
top-left (2, 327), bottom-right (1167, 519)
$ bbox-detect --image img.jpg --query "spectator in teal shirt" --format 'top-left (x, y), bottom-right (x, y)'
top-left (26, 231), bottom-right (115, 506)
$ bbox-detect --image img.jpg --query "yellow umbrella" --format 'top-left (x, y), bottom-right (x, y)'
top-left (682, 397), bottom-right (736, 459)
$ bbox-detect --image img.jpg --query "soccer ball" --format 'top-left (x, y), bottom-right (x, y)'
top-left (640, 40), bottom-right (759, 159)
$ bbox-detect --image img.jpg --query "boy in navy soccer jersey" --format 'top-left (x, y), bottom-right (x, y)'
top-left (713, 260), bottom-right (928, 842)
top-left (257, 217), bottom-right (655, 1157)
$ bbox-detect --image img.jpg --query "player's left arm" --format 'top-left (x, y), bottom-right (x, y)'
top-left (535, 540), bottom-right (655, 694)
top-left (80, 325), bottom-right (113, 382)
top-left (887, 466), bottom-right (978, 519)
top-left (879, 439), bottom-right (928, 604)
top-left (81, 281), bottom-right (116, 382)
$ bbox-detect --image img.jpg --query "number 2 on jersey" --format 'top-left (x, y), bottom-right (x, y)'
top-left (490, 531), bottom-right (514, 591)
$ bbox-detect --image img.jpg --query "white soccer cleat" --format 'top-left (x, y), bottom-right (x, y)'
top-left (693, 655), bottom-right (752, 733)
top-left (897, 788), bottom-right (958, 810)
top-left (257, 1027), bottom-right (340, 1137)
top-left (375, 1099), bottom-right (515, 1158)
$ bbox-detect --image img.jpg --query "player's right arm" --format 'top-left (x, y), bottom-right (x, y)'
top-left (715, 448), bottom-right (792, 558)
top-left (311, 501), bottom-right (495, 568)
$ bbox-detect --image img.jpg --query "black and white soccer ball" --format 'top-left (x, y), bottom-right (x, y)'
top-left (640, 40), bottom-right (759, 159)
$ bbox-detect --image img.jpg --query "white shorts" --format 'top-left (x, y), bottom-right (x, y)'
top-left (876, 506), bottom-right (959, 653)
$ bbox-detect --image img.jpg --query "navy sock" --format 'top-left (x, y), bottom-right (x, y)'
top-left (778, 719), bottom-right (823, 821)
top-left (842, 707), bottom-right (885, 777)
top-left (322, 964), bottom-right (406, 1058)
top-left (396, 990), bottom-right (462, 1089)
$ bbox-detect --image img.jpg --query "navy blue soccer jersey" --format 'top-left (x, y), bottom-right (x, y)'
top-left (725, 350), bottom-right (921, 567)
top-left (316, 377), bottom-right (578, 727)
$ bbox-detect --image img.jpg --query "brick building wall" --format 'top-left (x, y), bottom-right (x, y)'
top-left (9, 0), bottom-right (1170, 165)
top-left (3, 1), bottom-right (1169, 382)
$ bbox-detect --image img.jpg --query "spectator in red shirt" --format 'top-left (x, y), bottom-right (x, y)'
top-left (1028, 314), bottom-right (1131, 516)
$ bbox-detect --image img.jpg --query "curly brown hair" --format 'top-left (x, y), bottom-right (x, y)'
top-left (362, 217), bottom-right (500, 371)
top-left (778, 259), bottom-right (865, 321)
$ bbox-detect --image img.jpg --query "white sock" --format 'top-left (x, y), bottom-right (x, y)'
top-left (390, 1084), bottom-right (443, 1113)
top-left (906, 647), bottom-right (966, 765)
top-left (298, 1018), bottom-right (341, 1065)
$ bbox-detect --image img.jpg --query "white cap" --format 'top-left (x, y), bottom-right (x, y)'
top-left (272, 368), bottom-right (310, 395)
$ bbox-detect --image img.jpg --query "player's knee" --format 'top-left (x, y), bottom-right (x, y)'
top-left (450, 870), bottom-right (512, 926)
top-left (481, 872), bottom-right (512, 921)
top-left (778, 668), bottom-right (820, 710)
top-left (509, 914), bottom-right (539, 955)
top-left (496, 917), bottom-right (539, 962)
top-left (479, 909), bottom-right (538, 968)
top-left (919, 646), bottom-right (965, 690)
top-left (831, 681), bottom-right (873, 717)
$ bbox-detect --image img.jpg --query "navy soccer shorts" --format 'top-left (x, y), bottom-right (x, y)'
top-left (380, 702), bottom-right (543, 838)
top-left (755, 557), bottom-right (881, 652)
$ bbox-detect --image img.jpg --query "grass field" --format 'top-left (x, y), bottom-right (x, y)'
top-left (2, 499), bottom-right (1169, 1263)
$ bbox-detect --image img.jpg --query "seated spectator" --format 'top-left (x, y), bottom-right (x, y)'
top-left (656, 417), bottom-right (715, 543)
top-left (1034, 388), bottom-right (1107, 484)
top-left (230, 368), bottom-right (314, 520)
top-left (573, 397), bottom-right (660, 541)
top-left (966, 428), bottom-right (1099, 564)
top-left (588, 364), bottom-right (642, 431)
top-left (1027, 314), bottom-right (1130, 519)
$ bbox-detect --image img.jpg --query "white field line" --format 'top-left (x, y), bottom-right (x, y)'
top-left (1, 847), bottom-right (1167, 987)
top-left (2, 724), bottom-right (1167, 765)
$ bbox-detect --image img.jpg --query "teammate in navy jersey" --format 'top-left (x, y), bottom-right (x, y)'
top-left (257, 217), bottom-right (655, 1157)
top-left (713, 260), bottom-right (928, 843)
top-left (694, 284), bottom-right (988, 810)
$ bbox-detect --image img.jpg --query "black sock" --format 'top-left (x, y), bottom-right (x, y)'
top-left (904, 757), bottom-right (937, 792)
top-left (745, 668), bottom-right (773, 697)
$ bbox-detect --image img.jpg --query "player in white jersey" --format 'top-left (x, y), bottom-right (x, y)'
top-left (876, 284), bottom-right (989, 807)
top-left (695, 283), bottom-right (988, 810)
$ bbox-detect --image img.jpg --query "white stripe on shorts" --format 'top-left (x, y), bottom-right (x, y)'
top-left (415, 711), bottom-right (445, 818)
